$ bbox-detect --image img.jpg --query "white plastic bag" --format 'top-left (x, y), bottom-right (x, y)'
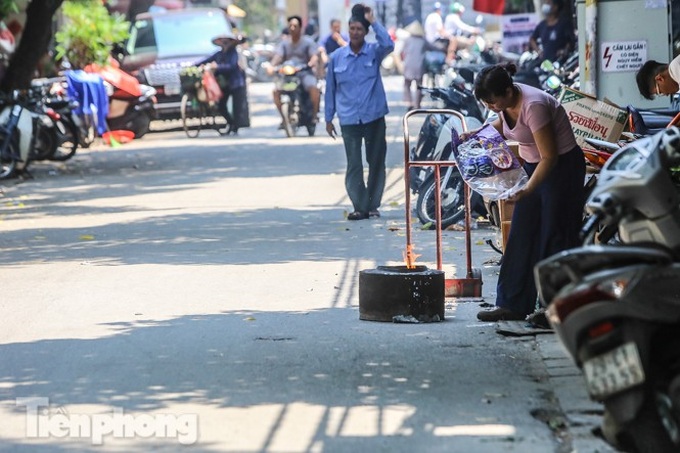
top-left (451, 124), bottom-right (528, 201)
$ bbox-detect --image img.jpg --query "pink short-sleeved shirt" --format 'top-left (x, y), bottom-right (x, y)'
top-left (500, 83), bottom-right (577, 163)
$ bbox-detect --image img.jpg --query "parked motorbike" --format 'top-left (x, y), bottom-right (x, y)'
top-left (275, 60), bottom-right (316, 138)
top-left (28, 79), bottom-right (79, 162)
top-left (0, 89), bottom-right (36, 179)
top-left (410, 79), bottom-right (489, 229)
top-left (85, 61), bottom-right (157, 138)
top-left (535, 127), bottom-right (680, 453)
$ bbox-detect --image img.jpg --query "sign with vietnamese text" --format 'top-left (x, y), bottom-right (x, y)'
top-left (501, 14), bottom-right (539, 55)
top-left (600, 41), bottom-right (647, 73)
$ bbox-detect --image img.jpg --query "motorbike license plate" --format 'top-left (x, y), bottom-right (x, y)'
top-left (164, 84), bottom-right (181, 96)
top-left (583, 342), bottom-right (645, 399)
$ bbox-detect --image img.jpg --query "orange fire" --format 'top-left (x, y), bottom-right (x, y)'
top-left (403, 244), bottom-right (421, 269)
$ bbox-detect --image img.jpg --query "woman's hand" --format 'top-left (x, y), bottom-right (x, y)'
top-left (459, 128), bottom-right (481, 142)
top-left (507, 188), bottom-right (528, 202)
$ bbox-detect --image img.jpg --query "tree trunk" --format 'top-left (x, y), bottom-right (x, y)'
top-left (0, 0), bottom-right (64, 92)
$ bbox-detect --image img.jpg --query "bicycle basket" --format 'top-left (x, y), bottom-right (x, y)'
top-left (180, 73), bottom-right (202, 94)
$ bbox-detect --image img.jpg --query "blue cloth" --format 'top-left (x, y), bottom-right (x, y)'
top-left (65, 70), bottom-right (109, 136)
top-left (196, 48), bottom-right (245, 90)
top-left (324, 21), bottom-right (394, 126)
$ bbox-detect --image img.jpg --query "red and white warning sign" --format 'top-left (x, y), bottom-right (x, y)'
top-left (600, 40), bottom-right (647, 73)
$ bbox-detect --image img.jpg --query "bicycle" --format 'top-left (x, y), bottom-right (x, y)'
top-left (179, 67), bottom-right (223, 138)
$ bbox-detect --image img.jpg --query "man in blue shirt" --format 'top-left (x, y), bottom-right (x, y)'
top-left (324, 4), bottom-right (394, 220)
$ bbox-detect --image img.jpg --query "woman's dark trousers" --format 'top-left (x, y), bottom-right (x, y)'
top-left (496, 147), bottom-right (586, 316)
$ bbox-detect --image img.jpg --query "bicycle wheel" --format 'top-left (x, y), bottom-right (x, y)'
top-left (181, 93), bottom-right (203, 138)
top-left (204, 104), bottom-right (223, 134)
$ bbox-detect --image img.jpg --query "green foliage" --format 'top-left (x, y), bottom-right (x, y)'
top-left (233, 0), bottom-right (277, 40)
top-left (0, 0), bottom-right (18, 19)
top-left (54, 1), bottom-right (129, 69)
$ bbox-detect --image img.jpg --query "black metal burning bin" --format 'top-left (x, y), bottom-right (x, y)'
top-left (359, 265), bottom-right (445, 322)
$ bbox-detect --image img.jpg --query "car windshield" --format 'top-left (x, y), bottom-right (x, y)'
top-left (127, 11), bottom-right (229, 58)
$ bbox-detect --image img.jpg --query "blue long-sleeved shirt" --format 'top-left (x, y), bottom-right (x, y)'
top-left (324, 22), bottom-right (394, 126)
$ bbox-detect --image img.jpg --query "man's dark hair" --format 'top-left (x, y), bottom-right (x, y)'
top-left (636, 60), bottom-right (667, 100)
top-left (287, 15), bottom-right (303, 26)
top-left (552, 0), bottom-right (565, 13)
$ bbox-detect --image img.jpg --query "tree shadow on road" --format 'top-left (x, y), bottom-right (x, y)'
top-left (1, 307), bottom-right (549, 452)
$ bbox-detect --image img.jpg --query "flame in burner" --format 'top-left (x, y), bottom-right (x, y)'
top-left (403, 245), bottom-right (421, 269)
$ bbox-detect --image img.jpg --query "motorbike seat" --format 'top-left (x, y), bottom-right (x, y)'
top-left (627, 105), bottom-right (672, 135)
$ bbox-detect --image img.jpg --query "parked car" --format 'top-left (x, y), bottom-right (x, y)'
top-left (118, 7), bottom-right (233, 119)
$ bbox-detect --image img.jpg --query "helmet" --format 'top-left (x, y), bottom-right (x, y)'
top-left (433, 2), bottom-right (442, 10)
top-left (450, 2), bottom-right (465, 14)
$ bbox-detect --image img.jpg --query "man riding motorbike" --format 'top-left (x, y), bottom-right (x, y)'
top-left (266, 15), bottom-right (320, 128)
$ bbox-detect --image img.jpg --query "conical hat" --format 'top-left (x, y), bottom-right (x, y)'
top-left (404, 21), bottom-right (424, 37)
top-left (212, 32), bottom-right (236, 45)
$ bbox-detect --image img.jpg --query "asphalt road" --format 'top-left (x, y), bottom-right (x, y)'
top-left (0, 77), bottom-right (614, 452)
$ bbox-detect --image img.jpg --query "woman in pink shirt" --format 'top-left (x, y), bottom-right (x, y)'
top-left (470, 63), bottom-right (585, 322)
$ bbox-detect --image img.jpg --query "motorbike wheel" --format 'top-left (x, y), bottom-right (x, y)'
top-left (0, 130), bottom-right (20, 180)
top-left (281, 102), bottom-right (295, 138)
top-left (31, 124), bottom-right (56, 161)
top-left (612, 392), bottom-right (680, 453)
top-left (181, 93), bottom-right (204, 138)
top-left (72, 113), bottom-right (95, 149)
top-left (129, 112), bottom-right (152, 139)
top-left (415, 170), bottom-right (466, 230)
top-left (50, 116), bottom-right (79, 162)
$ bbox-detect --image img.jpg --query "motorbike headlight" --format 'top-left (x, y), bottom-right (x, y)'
top-left (280, 65), bottom-right (296, 76)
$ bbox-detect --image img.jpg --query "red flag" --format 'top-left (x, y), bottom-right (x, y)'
top-left (473, 0), bottom-right (505, 15)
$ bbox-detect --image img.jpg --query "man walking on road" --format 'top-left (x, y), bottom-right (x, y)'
top-left (324, 4), bottom-right (394, 221)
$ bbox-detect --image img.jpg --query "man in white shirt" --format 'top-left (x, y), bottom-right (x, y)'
top-left (445, 3), bottom-right (482, 38)
top-left (424, 2), bottom-right (445, 43)
top-left (444, 3), bottom-right (483, 53)
top-left (423, 2), bottom-right (455, 63)
top-left (635, 55), bottom-right (680, 100)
